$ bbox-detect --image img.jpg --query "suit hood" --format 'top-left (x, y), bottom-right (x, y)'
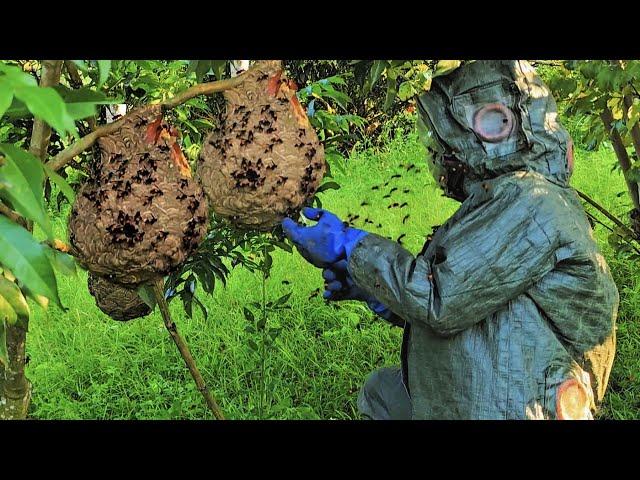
top-left (416, 60), bottom-right (573, 200)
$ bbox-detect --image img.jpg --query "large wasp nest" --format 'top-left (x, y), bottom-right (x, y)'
top-left (197, 60), bottom-right (326, 231)
top-left (87, 273), bottom-right (152, 321)
top-left (69, 105), bottom-right (209, 287)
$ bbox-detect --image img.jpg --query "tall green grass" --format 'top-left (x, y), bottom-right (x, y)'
top-left (25, 133), bottom-right (640, 419)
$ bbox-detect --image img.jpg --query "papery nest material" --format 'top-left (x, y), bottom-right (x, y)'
top-left (69, 105), bottom-right (209, 287)
top-left (197, 60), bottom-right (326, 231)
top-left (87, 273), bottom-right (152, 321)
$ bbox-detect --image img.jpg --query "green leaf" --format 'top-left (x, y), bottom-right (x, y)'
top-left (43, 163), bottom-right (75, 204)
top-left (72, 60), bottom-right (88, 72)
top-left (0, 78), bottom-right (14, 119)
top-left (136, 284), bottom-right (157, 310)
top-left (0, 143), bottom-right (52, 239)
top-left (211, 60), bottom-right (228, 81)
top-left (13, 86), bottom-right (77, 139)
top-left (263, 252), bottom-right (273, 273)
top-left (247, 339), bottom-right (259, 352)
top-left (0, 216), bottom-right (63, 309)
top-left (65, 102), bottom-right (96, 120)
top-left (0, 275), bottom-right (29, 321)
top-left (187, 60), bottom-right (199, 74)
top-left (97, 60), bottom-right (111, 87)
top-left (46, 249), bottom-right (77, 277)
top-left (434, 60), bottom-right (462, 78)
top-left (325, 149), bottom-right (346, 175)
top-left (326, 75), bottom-right (346, 86)
top-left (363, 61), bottom-right (387, 95)
top-left (53, 85), bottom-right (120, 121)
top-left (627, 98), bottom-right (640, 131)
top-left (193, 61), bottom-right (213, 82)
top-left (320, 86), bottom-right (351, 110)
top-left (0, 62), bottom-right (37, 87)
top-left (54, 85), bottom-right (119, 105)
top-left (383, 76), bottom-right (398, 112)
top-left (243, 307), bottom-right (255, 323)
top-left (316, 181), bottom-right (341, 194)
top-left (275, 292), bottom-right (292, 306)
top-left (0, 292), bottom-right (18, 325)
top-left (20, 284), bottom-right (50, 309)
top-left (193, 295), bottom-right (208, 321)
top-left (181, 288), bottom-right (194, 318)
top-left (398, 81), bottom-right (417, 101)
top-left (273, 240), bottom-right (292, 253)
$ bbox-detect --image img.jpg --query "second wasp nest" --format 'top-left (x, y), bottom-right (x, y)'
top-left (87, 273), bottom-right (152, 321)
top-left (69, 105), bottom-right (209, 287)
top-left (197, 60), bottom-right (326, 231)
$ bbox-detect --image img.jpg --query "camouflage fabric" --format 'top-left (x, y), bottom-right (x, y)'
top-left (349, 60), bottom-right (618, 419)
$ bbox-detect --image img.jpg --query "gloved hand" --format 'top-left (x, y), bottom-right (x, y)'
top-left (283, 207), bottom-right (392, 320)
top-left (282, 207), bottom-right (368, 268)
top-left (322, 261), bottom-right (394, 321)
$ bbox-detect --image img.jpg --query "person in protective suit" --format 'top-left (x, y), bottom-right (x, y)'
top-left (282, 60), bottom-right (619, 420)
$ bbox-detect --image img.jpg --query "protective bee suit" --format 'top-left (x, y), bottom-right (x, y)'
top-left (284, 60), bottom-right (618, 420)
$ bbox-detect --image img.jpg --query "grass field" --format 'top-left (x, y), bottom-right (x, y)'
top-left (25, 131), bottom-right (640, 419)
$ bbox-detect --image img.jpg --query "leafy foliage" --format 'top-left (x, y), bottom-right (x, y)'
top-left (546, 60), bottom-right (640, 251)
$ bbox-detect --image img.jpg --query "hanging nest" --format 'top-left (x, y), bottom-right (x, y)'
top-left (87, 273), bottom-right (152, 321)
top-left (197, 60), bottom-right (326, 231)
top-left (69, 105), bottom-right (209, 287)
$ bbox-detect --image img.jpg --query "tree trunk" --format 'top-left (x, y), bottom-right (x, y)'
top-left (28, 60), bottom-right (63, 161)
top-left (621, 95), bottom-right (640, 235)
top-left (600, 107), bottom-right (640, 212)
top-left (0, 320), bottom-right (30, 420)
top-left (623, 94), bottom-right (640, 157)
top-left (1, 60), bottom-right (62, 420)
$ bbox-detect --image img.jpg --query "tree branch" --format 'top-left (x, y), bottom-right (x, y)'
top-left (151, 279), bottom-right (225, 420)
top-left (576, 188), bottom-right (639, 242)
top-left (0, 201), bottom-right (27, 228)
top-left (46, 238), bottom-right (79, 257)
top-left (159, 74), bottom-right (245, 110)
top-left (45, 119), bottom-right (128, 172)
top-left (46, 73), bottom-right (247, 173)
top-left (29, 60), bottom-right (63, 161)
top-left (600, 106), bottom-right (640, 210)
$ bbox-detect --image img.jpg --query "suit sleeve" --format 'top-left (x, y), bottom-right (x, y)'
top-left (347, 186), bottom-right (559, 337)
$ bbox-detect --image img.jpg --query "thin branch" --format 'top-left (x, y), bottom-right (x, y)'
top-left (46, 239), bottom-right (79, 257)
top-left (151, 279), bottom-right (225, 420)
top-left (159, 74), bottom-right (245, 110)
top-left (45, 118), bottom-right (127, 172)
top-left (0, 201), bottom-right (27, 228)
top-left (46, 73), bottom-right (247, 173)
top-left (576, 188), bottom-right (639, 242)
top-left (63, 60), bottom-right (83, 88)
top-left (585, 211), bottom-right (640, 255)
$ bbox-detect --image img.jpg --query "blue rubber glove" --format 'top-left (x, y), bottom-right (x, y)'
top-left (283, 207), bottom-right (392, 320)
top-left (282, 207), bottom-right (368, 268)
top-left (322, 262), bottom-right (394, 321)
